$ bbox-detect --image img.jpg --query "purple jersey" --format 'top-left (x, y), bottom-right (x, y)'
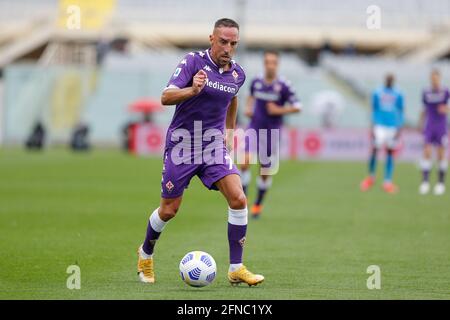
top-left (248, 76), bottom-right (300, 129)
top-left (422, 87), bottom-right (450, 134)
top-left (164, 49), bottom-right (246, 148)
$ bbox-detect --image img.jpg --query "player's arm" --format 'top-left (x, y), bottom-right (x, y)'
top-left (266, 102), bottom-right (300, 116)
top-left (438, 90), bottom-right (450, 114)
top-left (395, 94), bottom-right (405, 139)
top-left (226, 96), bottom-right (239, 130)
top-left (161, 70), bottom-right (207, 105)
top-left (266, 81), bottom-right (302, 116)
top-left (418, 92), bottom-right (426, 131)
top-left (225, 96), bottom-right (239, 151)
top-left (398, 94), bottom-right (405, 127)
top-left (370, 91), bottom-right (378, 136)
top-left (438, 103), bottom-right (449, 114)
top-left (245, 79), bottom-right (256, 118)
top-left (244, 96), bottom-right (255, 118)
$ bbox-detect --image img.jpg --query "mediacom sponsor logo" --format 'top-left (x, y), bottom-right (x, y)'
top-left (205, 79), bottom-right (237, 94)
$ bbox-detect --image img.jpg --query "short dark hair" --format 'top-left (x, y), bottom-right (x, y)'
top-left (385, 73), bottom-right (395, 88)
top-left (431, 68), bottom-right (440, 76)
top-left (214, 18), bottom-right (239, 30)
top-left (264, 49), bottom-right (280, 57)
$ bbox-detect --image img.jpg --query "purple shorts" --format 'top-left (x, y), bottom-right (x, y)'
top-left (160, 145), bottom-right (240, 198)
top-left (424, 129), bottom-right (448, 147)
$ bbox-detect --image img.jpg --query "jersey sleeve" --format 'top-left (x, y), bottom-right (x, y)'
top-left (422, 90), bottom-right (427, 107)
top-left (282, 81), bottom-right (301, 109)
top-left (233, 66), bottom-right (246, 97)
top-left (165, 53), bottom-right (197, 90)
top-left (249, 78), bottom-right (257, 97)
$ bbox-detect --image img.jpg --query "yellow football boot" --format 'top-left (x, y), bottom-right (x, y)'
top-left (228, 265), bottom-right (264, 287)
top-left (137, 246), bottom-right (155, 283)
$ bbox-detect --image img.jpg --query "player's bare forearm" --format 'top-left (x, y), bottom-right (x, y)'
top-left (244, 96), bottom-right (255, 118)
top-left (266, 102), bottom-right (300, 116)
top-left (161, 70), bottom-right (208, 105)
top-left (286, 104), bottom-right (302, 114)
top-left (225, 96), bottom-right (238, 151)
top-left (438, 104), bottom-right (449, 114)
top-left (161, 87), bottom-right (197, 105)
top-left (226, 96), bottom-right (239, 130)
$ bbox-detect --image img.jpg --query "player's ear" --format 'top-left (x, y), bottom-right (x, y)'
top-left (209, 34), bottom-right (214, 46)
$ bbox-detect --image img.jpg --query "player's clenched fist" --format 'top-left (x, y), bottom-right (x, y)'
top-left (192, 70), bottom-right (208, 94)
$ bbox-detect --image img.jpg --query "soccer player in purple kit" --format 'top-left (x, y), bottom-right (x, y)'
top-left (419, 69), bottom-right (450, 196)
top-left (240, 50), bottom-right (301, 218)
top-left (136, 18), bottom-right (264, 286)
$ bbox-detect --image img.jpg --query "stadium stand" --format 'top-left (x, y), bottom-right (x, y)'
top-left (0, 0), bottom-right (449, 145)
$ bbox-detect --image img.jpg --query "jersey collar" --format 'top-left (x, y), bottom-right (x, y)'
top-left (430, 86), bottom-right (442, 93)
top-left (205, 48), bottom-right (235, 74)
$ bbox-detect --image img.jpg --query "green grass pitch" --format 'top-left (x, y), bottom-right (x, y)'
top-left (1, 148), bottom-right (449, 299)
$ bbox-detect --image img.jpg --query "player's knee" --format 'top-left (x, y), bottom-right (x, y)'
top-left (159, 206), bottom-right (179, 221)
top-left (228, 192), bottom-right (247, 210)
top-left (423, 145), bottom-right (432, 158)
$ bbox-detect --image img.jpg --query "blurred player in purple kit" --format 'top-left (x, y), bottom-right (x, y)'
top-left (240, 50), bottom-right (301, 218)
top-left (136, 18), bottom-right (264, 286)
top-left (419, 69), bottom-right (450, 196)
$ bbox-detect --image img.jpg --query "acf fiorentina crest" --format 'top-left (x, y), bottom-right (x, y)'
top-left (239, 236), bottom-right (246, 247)
top-left (274, 83), bottom-right (282, 92)
top-left (232, 70), bottom-right (238, 82)
top-left (165, 180), bottom-right (174, 192)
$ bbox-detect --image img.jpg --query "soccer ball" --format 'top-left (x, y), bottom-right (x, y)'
top-left (179, 251), bottom-right (217, 287)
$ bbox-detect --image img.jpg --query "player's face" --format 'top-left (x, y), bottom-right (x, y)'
top-left (209, 27), bottom-right (239, 67)
top-left (431, 72), bottom-right (441, 89)
top-left (264, 53), bottom-right (278, 79)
